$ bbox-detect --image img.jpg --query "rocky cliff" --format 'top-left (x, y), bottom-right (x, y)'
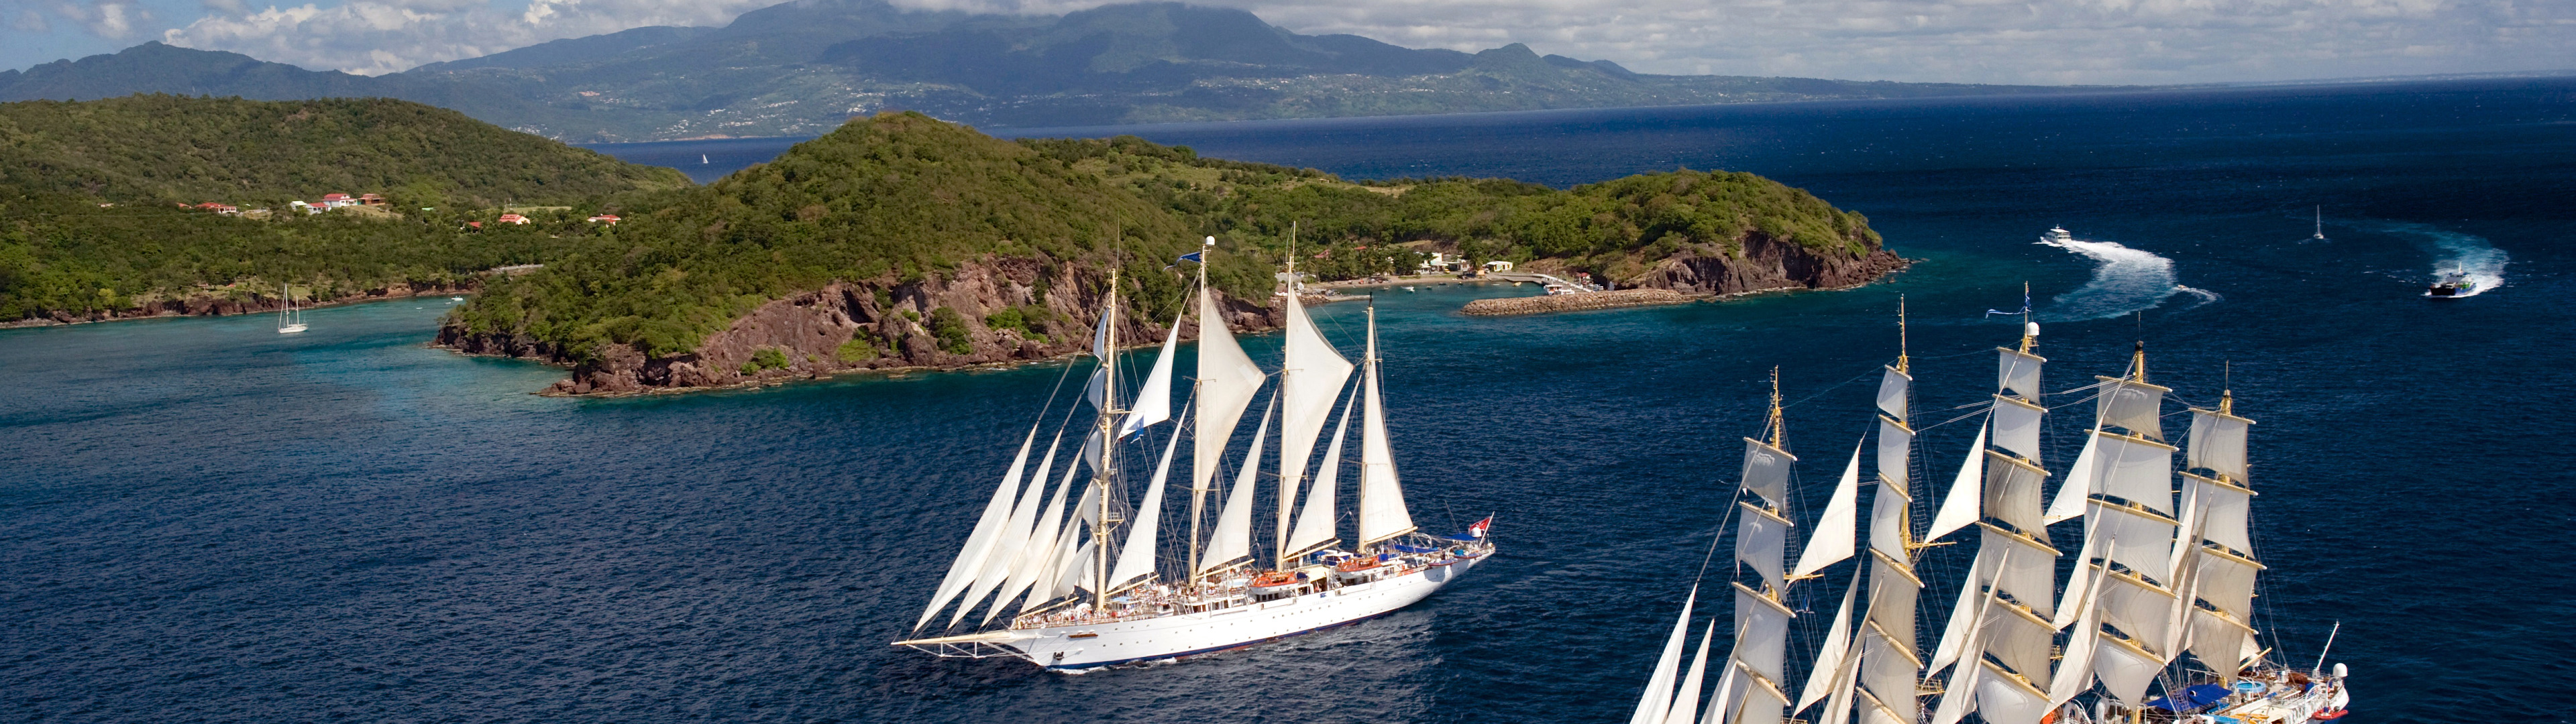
top-left (1621, 232), bottom-right (1910, 295)
top-left (436, 255), bottom-right (1276, 396)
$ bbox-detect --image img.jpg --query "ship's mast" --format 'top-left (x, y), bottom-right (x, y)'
top-left (1185, 237), bottom-right (1212, 582)
top-left (1275, 224), bottom-right (1295, 570)
top-left (1766, 366), bottom-right (1787, 452)
top-left (1093, 267), bottom-right (1122, 611)
top-left (1896, 294), bottom-right (1911, 375)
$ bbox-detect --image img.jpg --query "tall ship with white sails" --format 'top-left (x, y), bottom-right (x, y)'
top-left (1624, 302), bottom-right (2353, 724)
top-left (895, 237), bottom-right (1496, 672)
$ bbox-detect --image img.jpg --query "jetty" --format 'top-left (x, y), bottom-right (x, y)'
top-left (1460, 288), bottom-right (1694, 316)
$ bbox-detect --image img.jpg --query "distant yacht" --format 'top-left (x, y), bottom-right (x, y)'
top-left (701, 154), bottom-right (710, 164)
top-left (2311, 206), bottom-right (2327, 241)
top-left (2426, 267), bottom-right (2477, 298)
top-left (2043, 226), bottom-right (2074, 244)
top-left (276, 284), bottom-right (307, 334)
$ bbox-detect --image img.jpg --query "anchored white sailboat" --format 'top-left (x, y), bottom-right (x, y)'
top-left (1623, 301), bottom-right (2351, 724)
top-left (896, 237), bottom-right (1496, 671)
top-left (276, 284), bottom-right (307, 334)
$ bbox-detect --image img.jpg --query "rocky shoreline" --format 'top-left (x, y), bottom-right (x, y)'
top-left (437, 257), bottom-right (1282, 396)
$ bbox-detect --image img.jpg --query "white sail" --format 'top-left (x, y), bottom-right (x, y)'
top-left (1925, 422), bottom-right (1986, 543)
top-left (1275, 292), bottom-right (1355, 564)
top-left (2192, 548), bottom-right (2263, 622)
top-left (2188, 608), bottom-right (2259, 681)
top-left (1981, 603), bottom-right (2055, 692)
top-left (1864, 554), bottom-right (1921, 658)
top-left (1199, 398), bottom-right (1271, 575)
top-left (1285, 386), bottom-right (1358, 558)
top-left (1976, 525), bottom-right (2059, 620)
top-left (1997, 348), bottom-right (2045, 402)
top-left (1969, 660), bottom-right (2053, 724)
top-left (1740, 438), bottom-right (1796, 511)
top-left (2094, 377), bottom-right (2169, 440)
top-left (1876, 367), bottom-right (1911, 421)
top-left (2041, 428), bottom-right (2101, 525)
top-left (1868, 480), bottom-right (1911, 564)
top-left (2085, 500), bottom-right (2178, 586)
top-left (1356, 308), bottom-right (1416, 545)
top-left (2090, 635), bottom-right (2164, 703)
top-left (1793, 439), bottom-right (1864, 579)
top-left (952, 430), bottom-right (1063, 627)
top-left (1108, 414), bottom-right (1187, 591)
top-left (2098, 568), bottom-right (2177, 656)
top-left (1702, 654), bottom-right (1743, 724)
top-left (1666, 622), bottom-right (1718, 724)
top-left (1980, 452), bottom-right (2049, 536)
top-left (992, 447), bottom-right (1085, 622)
top-left (1990, 396), bottom-right (2046, 463)
top-left (1927, 562), bottom-right (2000, 724)
top-left (1193, 285), bottom-right (1268, 523)
top-left (1737, 503), bottom-right (1792, 596)
top-left (2086, 432), bottom-right (2179, 516)
top-left (1051, 538), bottom-right (1096, 600)
top-left (2046, 561), bottom-right (2114, 707)
top-left (1858, 629), bottom-right (1921, 723)
top-left (1032, 483), bottom-right (1096, 603)
top-left (1731, 583), bottom-right (1797, 719)
top-left (1631, 588), bottom-right (1699, 724)
top-left (2186, 408), bottom-right (2253, 481)
top-left (1797, 575), bottom-right (1862, 711)
top-left (917, 426), bottom-right (1037, 631)
top-left (1876, 416), bottom-right (1911, 489)
top-left (2180, 473), bottom-right (2255, 556)
top-left (1116, 314), bottom-right (1182, 438)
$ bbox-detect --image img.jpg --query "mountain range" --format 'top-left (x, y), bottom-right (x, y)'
top-left (0, 1), bottom-right (2119, 141)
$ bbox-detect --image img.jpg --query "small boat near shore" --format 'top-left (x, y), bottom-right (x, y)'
top-left (276, 284), bottom-right (307, 334)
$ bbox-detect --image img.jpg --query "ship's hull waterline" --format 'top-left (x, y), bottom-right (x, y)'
top-left (929, 552), bottom-right (1485, 672)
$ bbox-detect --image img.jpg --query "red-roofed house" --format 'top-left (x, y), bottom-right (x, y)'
top-left (358, 194), bottom-right (386, 206)
top-left (496, 214), bottom-right (530, 225)
top-left (587, 215), bottom-right (621, 224)
top-left (320, 193), bottom-right (356, 208)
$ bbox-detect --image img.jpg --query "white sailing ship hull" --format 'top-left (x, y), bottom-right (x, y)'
top-left (1006, 553), bottom-right (1483, 671)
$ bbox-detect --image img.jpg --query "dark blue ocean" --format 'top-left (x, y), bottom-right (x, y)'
top-left (9, 78), bottom-right (2574, 723)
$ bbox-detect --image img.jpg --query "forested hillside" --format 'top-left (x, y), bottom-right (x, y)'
top-left (0, 95), bottom-right (690, 323)
top-left (439, 112), bottom-right (1896, 394)
top-left (0, 95), bottom-right (689, 206)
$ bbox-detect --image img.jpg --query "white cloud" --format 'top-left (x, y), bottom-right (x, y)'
top-left (160, 0), bottom-right (772, 74)
top-left (120, 0), bottom-right (2576, 82)
top-left (26, 0), bottom-right (150, 38)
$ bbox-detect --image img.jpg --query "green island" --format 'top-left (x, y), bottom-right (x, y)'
top-left (0, 95), bottom-right (1900, 394)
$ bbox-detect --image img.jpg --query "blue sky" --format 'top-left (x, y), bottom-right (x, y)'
top-left (5, 0), bottom-right (2571, 84)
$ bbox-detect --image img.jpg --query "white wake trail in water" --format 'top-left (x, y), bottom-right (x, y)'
top-left (2385, 222), bottom-right (2508, 297)
top-left (2035, 234), bottom-right (2218, 320)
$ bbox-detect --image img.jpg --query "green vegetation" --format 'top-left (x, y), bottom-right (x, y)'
top-left (928, 307), bottom-right (973, 355)
top-left (2, 98), bottom-right (1877, 371)
top-left (1021, 135), bottom-right (1879, 282)
top-left (836, 333), bottom-right (878, 363)
top-left (448, 115), bottom-right (1874, 365)
top-left (0, 95), bottom-right (694, 321)
top-left (447, 112), bottom-right (1226, 359)
top-left (0, 95), bottom-right (689, 206)
top-left (742, 347), bottom-right (789, 373)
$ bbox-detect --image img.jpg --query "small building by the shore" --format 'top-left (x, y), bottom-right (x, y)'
top-left (1484, 260), bottom-right (1515, 272)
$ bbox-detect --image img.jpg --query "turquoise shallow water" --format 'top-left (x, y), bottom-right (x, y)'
top-left (9, 78), bottom-right (2575, 722)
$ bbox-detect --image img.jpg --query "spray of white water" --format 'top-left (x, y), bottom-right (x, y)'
top-left (2382, 222), bottom-right (2508, 298)
top-left (2036, 233), bottom-right (2218, 320)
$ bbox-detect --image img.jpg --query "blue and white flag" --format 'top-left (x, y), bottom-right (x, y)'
top-left (1984, 289), bottom-right (2031, 317)
top-left (1167, 251), bottom-right (1203, 270)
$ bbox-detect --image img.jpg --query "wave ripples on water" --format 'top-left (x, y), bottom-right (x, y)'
top-left (2035, 234), bottom-right (2218, 320)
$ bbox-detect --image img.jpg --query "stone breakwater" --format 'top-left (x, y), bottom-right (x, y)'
top-left (1460, 289), bottom-right (1697, 316)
